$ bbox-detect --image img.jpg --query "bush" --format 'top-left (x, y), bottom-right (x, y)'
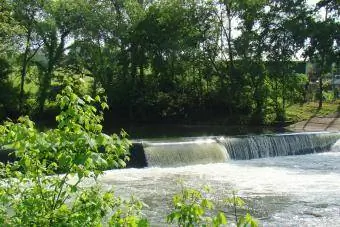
top-left (0, 78), bottom-right (148, 226)
top-left (0, 77), bottom-right (259, 226)
top-left (167, 186), bottom-right (227, 226)
top-left (167, 185), bottom-right (258, 227)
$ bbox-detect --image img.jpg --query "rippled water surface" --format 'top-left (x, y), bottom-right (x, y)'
top-left (99, 149), bottom-right (340, 226)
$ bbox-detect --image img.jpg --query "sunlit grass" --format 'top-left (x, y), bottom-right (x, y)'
top-left (286, 101), bottom-right (340, 123)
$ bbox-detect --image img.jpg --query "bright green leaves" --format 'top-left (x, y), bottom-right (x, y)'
top-left (168, 186), bottom-right (258, 227)
top-left (167, 186), bottom-right (227, 227)
top-left (225, 192), bottom-right (246, 209)
top-left (51, 77), bottom-right (131, 174)
top-left (83, 94), bottom-right (94, 103)
top-left (0, 77), bottom-right (142, 226)
top-left (56, 79), bottom-right (106, 134)
top-left (109, 196), bottom-right (149, 227)
top-left (237, 213), bottom-right (258, 227)
top-left (213, 212), bottom-right (228, 226)
top-left (224, 191), bottom-right (258, 227)
top-left (0, 0), bottom-right (25, 54)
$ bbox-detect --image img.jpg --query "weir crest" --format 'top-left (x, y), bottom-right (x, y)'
top-left (128, 132), bottom-right (340, 168)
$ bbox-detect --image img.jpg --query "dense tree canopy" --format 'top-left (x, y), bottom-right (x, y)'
top-left (0, 0), bottom-right (339, 125)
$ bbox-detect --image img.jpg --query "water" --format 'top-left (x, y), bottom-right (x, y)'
top-left (143, 139), bottom-right (228, 167)
top-left (99, 140), bottom-right (340, 226)
top-left (220, 132), bottom-right (340, 160)
top-left (131, 132), bottom-right (340, 167)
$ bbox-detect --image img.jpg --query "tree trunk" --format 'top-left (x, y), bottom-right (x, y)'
top-left (226, 3), bottom-right (234, 71)
top-left (318, 51), bottom-right (326, 109)
top-left (19, 31), bottom-right (32, 113)
top-left (38, 69), bottom-right (53, 113)
top-left (318, 8), bottom-right (328, 109)
top-left (318, 67), bottom-right (323, 109)
top-left (91, 76), bottom-right (98, 97)
top-left (38, 31), bottom-right (68, 113)
top-left (19, 55), bottom-right (29, 112)
top-left (282, 71), bottom-right (286, 121)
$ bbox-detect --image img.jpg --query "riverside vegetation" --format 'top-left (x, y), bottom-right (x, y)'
top-left (0, 79), bottom-right (257, 226)
top-left (0, 0), bottom-right (338, 225)
top-left (0, 0), bottom-right (339, 126)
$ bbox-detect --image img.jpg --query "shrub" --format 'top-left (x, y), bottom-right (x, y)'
top-left (0, 77), bottom-right (259, 226)
top-left (0, 78), bottom-right (148, 226)
top-left (167, 185), bottom-right (258, 227)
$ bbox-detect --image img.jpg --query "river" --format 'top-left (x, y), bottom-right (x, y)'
top-left (98, 138), bottom-right (340, 226)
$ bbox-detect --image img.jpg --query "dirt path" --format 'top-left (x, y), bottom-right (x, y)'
top-left (287, 114), bottom-right (340, 132)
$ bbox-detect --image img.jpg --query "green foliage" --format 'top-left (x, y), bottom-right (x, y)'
top-left (0, 77), bottom-right (261, 226)
top-left (264, 72), bottom-right (309, 122)
top-left (167, 186), bottom-right (227, 227)
top-left (167, 185), bottom-right (258, 227)
top-left (0, 78), bottom-right (147, 226)
top-left (0, 0), bottom-right (24, 54)
top-left (0, 58), bottom-right (11, 79)
top-left (224, 191), bottom-right (258, 227)
top-left (1, 0), bottom-right (339, 125)
top-left (0, 59), bottom-right (20, 119)
top-left (237, 213), bottom-right (258, 227)
top-left (286, 101), bottom-right (340, 123)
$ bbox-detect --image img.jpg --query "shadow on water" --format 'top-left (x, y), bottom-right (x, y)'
top-left (105, 124), bottom-right (287, 139)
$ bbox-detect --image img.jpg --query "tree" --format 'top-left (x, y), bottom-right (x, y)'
top-left (263, 0), bottom-right (310, 120)
top-left (36, 0), bottom-right (93, 113)
top-left (304, 0), bottom-right (339, 108)
top-left (0, 0), bottom-right (22, 55)
top-left (233, 0), bottom-right (268, 122)
top-left (10, 0), bottom-right (43, 112)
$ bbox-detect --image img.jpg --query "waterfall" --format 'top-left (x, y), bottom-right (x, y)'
top-left (127, 132), bottom-right (340, 167)
top-left (220, 132), bottom-right (340, 160)
top-left (142, 139), bottom-right (228, 167)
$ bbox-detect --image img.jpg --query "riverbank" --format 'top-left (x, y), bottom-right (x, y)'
top-left (287, 115), bottom-right (340, 132)
top-left (286, 102), bottom-right (340, 132)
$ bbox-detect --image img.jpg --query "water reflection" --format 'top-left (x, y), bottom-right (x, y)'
top-left (105, 124), bottom-right (285, 139)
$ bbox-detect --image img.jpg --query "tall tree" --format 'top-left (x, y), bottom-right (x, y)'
top-left (11, 0), bottom-right (43, 112)
top-left (233, 0), bottom-right (268, 122)
top-left (263, 0), bottom-right (310, 119)
top-left (36, 0), bottom-right (91, 112)
top-left (305, 0), bottom-right (339, 108)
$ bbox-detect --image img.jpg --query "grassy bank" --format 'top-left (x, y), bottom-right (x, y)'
top-left (286, 101), bottom-right (340, 123)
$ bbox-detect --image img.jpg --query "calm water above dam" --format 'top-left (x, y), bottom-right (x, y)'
top-left (98, 134), bottom-right (340, 226)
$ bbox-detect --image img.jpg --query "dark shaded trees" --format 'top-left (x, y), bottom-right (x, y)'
top-left (304, 0), bottom-right (339, 108)
top-left (0, 0), bottom-right (339, 125)
top-left (11, 0), bottom-right (43, 112)
top-left (263, 0), bottom-right (311, 120)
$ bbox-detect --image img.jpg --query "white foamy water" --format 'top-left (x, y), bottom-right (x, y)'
top-left (99, 149), bottom-right (340, 226)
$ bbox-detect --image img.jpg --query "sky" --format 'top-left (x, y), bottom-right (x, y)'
top-left (307, 0), bottom-right (319, 5)
top-left (307, 0), bottom-right (328, 19)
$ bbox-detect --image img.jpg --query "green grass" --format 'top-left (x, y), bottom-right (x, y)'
top-left (286, 101), bottom-right (340, 123)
